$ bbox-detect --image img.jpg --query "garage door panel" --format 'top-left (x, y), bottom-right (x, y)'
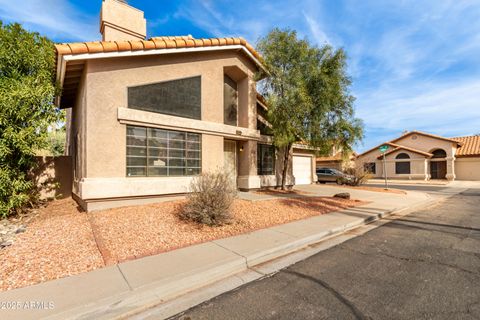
top-left (293, 156), bottom-right (312, 185)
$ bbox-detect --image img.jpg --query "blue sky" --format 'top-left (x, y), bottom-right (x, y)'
top-left (1, 0), bottom-right (479, 152)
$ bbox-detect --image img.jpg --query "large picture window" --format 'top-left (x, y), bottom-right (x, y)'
top-left (126, 125), bottom-right (201, 177)
top-left (257, 144), bottom-right (275, 175)
top-left (395, 153), bottom-right (411, 174)
top-left (128, 76), bottom-right (201, 120)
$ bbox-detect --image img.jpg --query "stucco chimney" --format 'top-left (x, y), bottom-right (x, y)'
top-left (100, 0), bottom-right (146, 41)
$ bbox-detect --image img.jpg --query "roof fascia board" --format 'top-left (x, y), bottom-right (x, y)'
top-left (61, 45), bottom-right (267, 73)
top-left (55, 54), bottom-right (67, 106)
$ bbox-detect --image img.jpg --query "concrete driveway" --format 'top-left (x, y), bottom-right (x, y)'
top-left (171, 188), bottom-right (480, 320)
top-left (366, 180), bottom-right (480, 195)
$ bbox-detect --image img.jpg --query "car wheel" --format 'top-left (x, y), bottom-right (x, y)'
top-left (336, 179), bottom-right (343, 185)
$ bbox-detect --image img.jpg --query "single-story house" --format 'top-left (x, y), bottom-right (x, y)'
top-left (356, 130), bottom-right (480, 181)
top-left (54, 0), bottom-right (316, 211)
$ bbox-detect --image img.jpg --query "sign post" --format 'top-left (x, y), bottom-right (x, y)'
top-left (379, 145), bottom-right (389, 189)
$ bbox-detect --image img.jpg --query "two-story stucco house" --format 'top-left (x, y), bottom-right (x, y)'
top-left (54, 0), bottom-right (316, 211)
top-left (356, 131), bottom-right (480, 181)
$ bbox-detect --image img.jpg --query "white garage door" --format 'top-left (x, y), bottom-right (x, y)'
top-left (293, 155), bottom-right (312, 185)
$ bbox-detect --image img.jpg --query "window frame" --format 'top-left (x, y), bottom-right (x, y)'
top-left (257, 144), bottom-right (275, 176)
top-left (395, 153), bottom-right (411, 174)
top-left (126, 125), bottom-right (202, 177)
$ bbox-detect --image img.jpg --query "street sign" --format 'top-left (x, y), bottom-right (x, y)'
top-left (379, 145), bottom-right (389, 189)
top-left (379, 145), bottom-right (389, 153)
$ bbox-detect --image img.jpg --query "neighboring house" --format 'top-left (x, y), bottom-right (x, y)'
top-left (54, 0), bottom-right (316, 211)
top-left (356, 131), bottom-right (480, 181)
top-left (316, 150), bottom-right (356, 171)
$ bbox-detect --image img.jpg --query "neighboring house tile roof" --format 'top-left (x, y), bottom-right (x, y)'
top-left (452, 135), bottom-right (480, 157)
top-left (54, 35), bottom-right (262, 62)
top-left (317, 151), bottom-right (356, 162)
top-left (390, 130), bottom-right (462, 145)
top-left (316, 154), bottom-right (342, 162)
top-left (356, 142), bottom-right (401, 158)
top-left (376, 146), bottom-right (433, 159)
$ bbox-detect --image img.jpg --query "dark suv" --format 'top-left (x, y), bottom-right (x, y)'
top-left (316, 168), bottom-right (352, 184)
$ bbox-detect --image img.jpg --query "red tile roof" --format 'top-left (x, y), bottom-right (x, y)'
top-left (376, 146), bottom-right (433, 159)
top-left (55, 35), bottom-right (262, 63)
top-left (356, 142), bottom-right (401, 158)
top-left (390, 130), bottom-right (462, 145)
top-left (452, 135), bottom-right (480, 157)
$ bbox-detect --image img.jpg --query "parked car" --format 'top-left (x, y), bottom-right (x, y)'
top-left (316, 168), bottom-right (353, 184)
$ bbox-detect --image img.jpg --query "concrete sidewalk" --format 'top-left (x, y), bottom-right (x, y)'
top-left (0, 187), bottom-right (436, 320)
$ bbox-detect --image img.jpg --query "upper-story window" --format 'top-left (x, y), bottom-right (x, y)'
top-left (128, 76), bottom-right (201, 120)
top-left (224, 75), bottom-right (238, 126)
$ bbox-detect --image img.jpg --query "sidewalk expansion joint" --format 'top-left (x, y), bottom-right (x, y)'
top-left (116, 265), bottom-right (133, 291)
top-left (269, 229), bottom-right (297, 238)
top-left (211, 241), bottom-right (248, 266)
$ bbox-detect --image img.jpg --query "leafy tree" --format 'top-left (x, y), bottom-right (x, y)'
top-left (0, 22), bottom-right (60, 217)
top-left (256, 28), bottom-right (363, 189)
top-left (47, 126), bottom-right (66, 156)
top-left (36, 123), bottom-right (66, 157)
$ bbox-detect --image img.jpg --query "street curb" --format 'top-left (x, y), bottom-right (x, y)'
top-left (89, 195), bottom-right (438, 320)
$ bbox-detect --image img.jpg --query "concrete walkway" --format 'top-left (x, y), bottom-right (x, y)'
top-left (0, 186), bottom-right (440, 320)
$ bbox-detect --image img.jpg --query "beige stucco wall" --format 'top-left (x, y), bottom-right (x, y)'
top-left (66, 50), bottom-right (261, 204)
top-left (455, 157), bottom-right (480, 180)
top-left (382, 149), bottom-right (428, 180)
top-left (84, 51), bottom-right (257, 180)
top-left (66, 65), bottom-right (88, 194)
top-left (355, 148), bottom-right (384, 178)
top-left (100, 0), bottom-right (146, 41)
top-left (33, 156), bottom-right (73, 199)
top-left (394, 134), bottom-right (455, 157)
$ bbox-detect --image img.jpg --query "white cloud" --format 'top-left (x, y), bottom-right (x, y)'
top-left (303, 12), bottom-right (330, 45)
top-left (0, 0), bottom-right (98, 41)
top-left (356, 78), bottom-right (480, 138)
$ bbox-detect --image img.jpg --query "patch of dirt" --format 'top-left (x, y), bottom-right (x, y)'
top-left (0, 196), bottom-right (365, 291)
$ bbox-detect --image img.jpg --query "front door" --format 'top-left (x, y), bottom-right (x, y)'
top-left (224, 140), bottom-right (237, 186)
top-left (431, 161), bottom-right (447, 179)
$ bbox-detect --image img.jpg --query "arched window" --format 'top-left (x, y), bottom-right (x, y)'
top-left (396, 153), bottom-right (410, 159)
top-left (395, 153), bottom-right (411, 174)
top-left (432, 149), bottom-right (447, 158)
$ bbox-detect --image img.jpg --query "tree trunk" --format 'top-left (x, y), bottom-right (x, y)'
top-left (281, 143), bottom-right (292, 190)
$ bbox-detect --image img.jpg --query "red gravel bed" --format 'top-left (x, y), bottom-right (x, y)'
top-left (0, 199), bottom-right (104, 291)
top-left (89, 196), bottom-right (364, 263)
top-left (0, 196), bottom-right (364, 291)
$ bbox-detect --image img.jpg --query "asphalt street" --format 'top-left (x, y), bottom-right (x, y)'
top-left (171, 189), bottom-right (480, 320)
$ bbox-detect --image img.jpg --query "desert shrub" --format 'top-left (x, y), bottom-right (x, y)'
top-left (342, 167), bottom-right (372, 186)
top-left (180, 171), bottom-right (237, 226)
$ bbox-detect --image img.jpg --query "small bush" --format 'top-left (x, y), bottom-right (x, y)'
top-left (180, 171), bottom-right (237, 226)
top-left (342, 167), bottom-right (372, 186)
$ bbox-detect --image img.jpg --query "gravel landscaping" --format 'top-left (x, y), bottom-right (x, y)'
top-left (0, 195), bottom-right (363, 291)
